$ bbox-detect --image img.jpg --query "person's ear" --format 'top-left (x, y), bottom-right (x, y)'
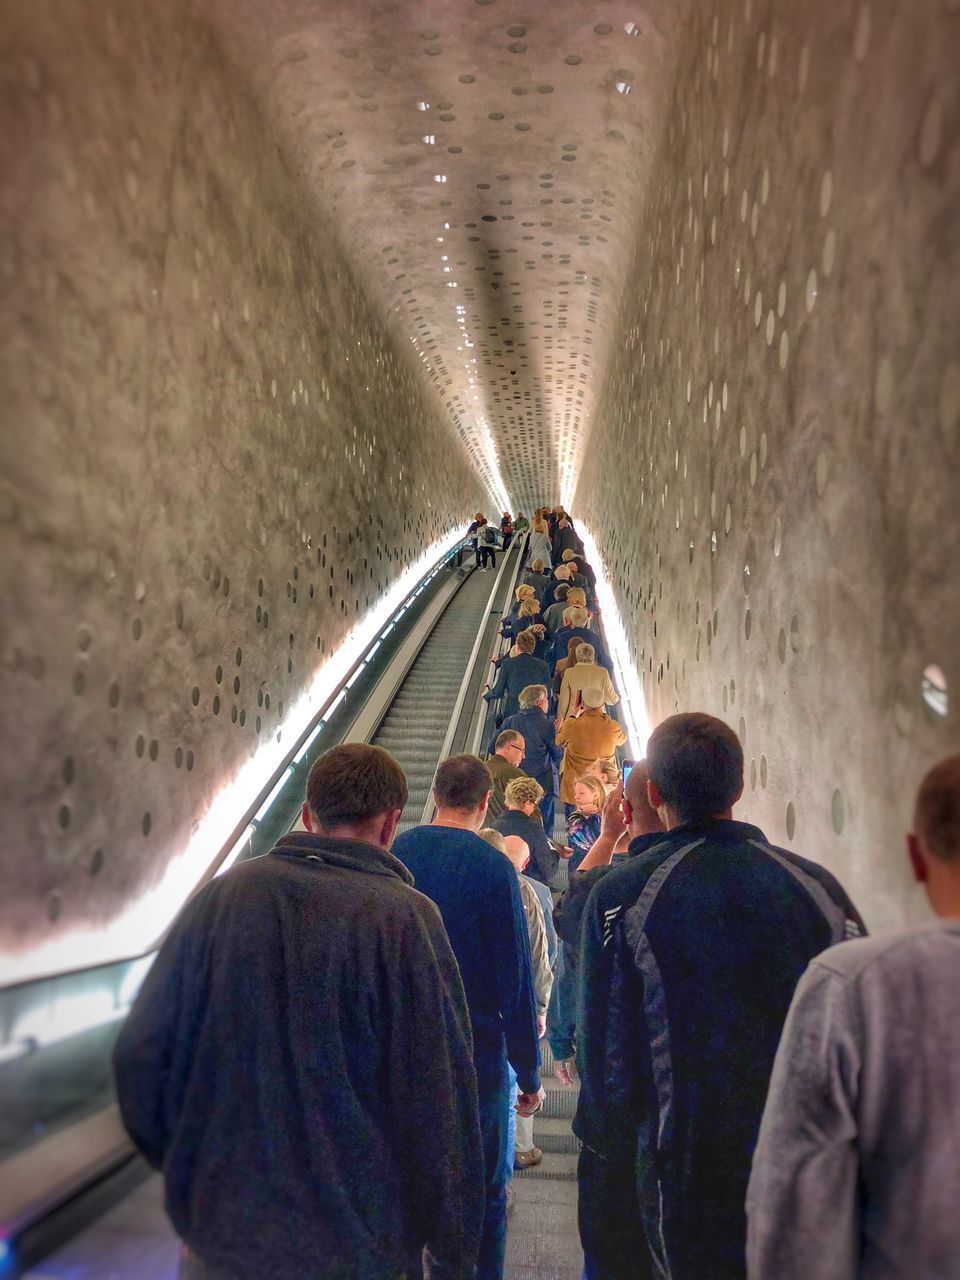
top-left (731, 782), bottom-right (744, 809)
top-left (621, 797), bottom-right (634, 826)
top-left (381, 808), bottom-right (402, 850)
top-left (480, 789), bottom-right (492, 818)
top-left (906, 833), bottom-right (927, 883)
top-left (647, 778), bottom-right (663, 811)
top-left (301, 802), bottom-right (314, 833)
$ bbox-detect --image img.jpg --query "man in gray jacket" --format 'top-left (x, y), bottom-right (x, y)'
top-left (747, 752), bottom-right (960, 1280)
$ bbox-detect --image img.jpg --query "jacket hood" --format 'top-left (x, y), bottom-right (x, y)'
top-left (272, 831), bottom-right (415, 886)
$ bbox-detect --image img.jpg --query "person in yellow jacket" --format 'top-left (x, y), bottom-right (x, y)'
top-left (555, 693), bottom-right (626, 806)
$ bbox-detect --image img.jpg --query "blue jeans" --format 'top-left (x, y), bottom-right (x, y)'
top-left (506, 1064), bottom-right (518, 1180)
top-left (476, 1053), bottom-right (512, 1280)
top-left (537, 786), bottom-right (556, 840)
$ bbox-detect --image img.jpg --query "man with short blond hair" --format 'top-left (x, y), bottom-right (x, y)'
top-left (748, 753), bottom-right (960, 1280)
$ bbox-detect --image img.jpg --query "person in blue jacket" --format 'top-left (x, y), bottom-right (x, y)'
top-left (493, 683), bottom-right (564, 834)
top-left (394, 755), bottom-right (544, 1280)
top-left (483, 630), bottom-right (550, 722)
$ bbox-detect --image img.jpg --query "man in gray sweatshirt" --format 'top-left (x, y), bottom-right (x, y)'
top-left (747, 753), bottom-right (960, 1280)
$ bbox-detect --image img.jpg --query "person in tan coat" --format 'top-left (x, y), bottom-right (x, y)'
top-left (556, 643), bottom-right (620, 722)
top-left (555, 693), bottom-right (626, 806)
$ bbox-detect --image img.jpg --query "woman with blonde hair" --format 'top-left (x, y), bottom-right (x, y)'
top-left (565, 774), bottom-right (607, 872)
top-left (586, 758), bottom-right (620, 792)
top-left (557, 642), bottom-right (619, 722)
top-left (502, 583), bottom-right (537, 633)
top-left (504, 599), bottom-right (548, 660)
top-left (527, 516), bottom-right (553, 570)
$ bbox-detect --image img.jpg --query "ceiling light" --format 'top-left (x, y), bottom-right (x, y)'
top-left (615, 81), bottom-right (631, 94)
top-left (422, 134), bottom-right (436, 144)
top-left (433, 174), bottom-right (447, 183)
top-left (417, 101), bottom-right (430, 111)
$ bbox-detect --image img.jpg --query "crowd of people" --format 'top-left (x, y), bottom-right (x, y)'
top-left (113, 506), bottom-right (960, 1280)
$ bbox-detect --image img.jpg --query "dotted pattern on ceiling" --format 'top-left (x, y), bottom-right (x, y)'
top-left (219, 0), bottom-right (676, 510)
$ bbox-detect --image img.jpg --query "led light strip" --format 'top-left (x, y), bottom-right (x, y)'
top-left (0, 528), bottom-right (477, 987)
top-left (576, 523), bottom-right (652, 759)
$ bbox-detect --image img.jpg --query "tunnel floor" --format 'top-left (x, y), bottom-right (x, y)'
top-left (23, 1057), bottom-right (582, 1279)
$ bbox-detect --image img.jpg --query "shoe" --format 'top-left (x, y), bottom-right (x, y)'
top-left (505, 1184), bottom-right (517, 1217)
top-left (513, 1146), bottom-right (543, 1170)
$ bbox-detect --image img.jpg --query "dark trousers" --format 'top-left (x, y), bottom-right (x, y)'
top-left (535, 778), bottom-right (556, 838)
top-left (578, 1145), bottom-right (654, 1280)
top-left (473, 538), bottom-right (481, 567)
top-left (475, 1054), bottom-right (511, 1280)
top-left (479, 545), bottom-right (497, 569)
top-left (502, 532), bottom-right (513, 551)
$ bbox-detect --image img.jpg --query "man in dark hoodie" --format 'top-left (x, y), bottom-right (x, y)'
top-left (574, 714), bottom-right (866, 1280)
top-left (113, 743), bottom-right (483, 1280)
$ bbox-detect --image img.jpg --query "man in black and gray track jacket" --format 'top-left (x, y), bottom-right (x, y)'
top-left (573, 713), bottom-right (865, 1280)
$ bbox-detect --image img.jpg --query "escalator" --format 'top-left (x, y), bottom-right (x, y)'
top-left (2, 543), bottom-right (522, 1276)
top-left (371, 565), bottom-right (499, 832)
top-left (7, 535), bottom-right (586, 1279)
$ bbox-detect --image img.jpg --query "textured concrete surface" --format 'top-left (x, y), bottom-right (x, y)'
top-left (0, 0), bottom-right (957, 974)
top-left (576, 0), bottom-right (960, 930)
top-left (0, 3), bottom-right (483, 967)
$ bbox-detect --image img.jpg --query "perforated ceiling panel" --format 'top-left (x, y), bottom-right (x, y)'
top-left (210, 0), bottom-right (682, 511)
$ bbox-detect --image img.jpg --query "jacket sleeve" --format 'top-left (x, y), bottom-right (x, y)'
top-left (390, 902), bottom-right (485, 1277)
top-left (557, 671), bottom-right (572, 722)
top-left (521, 885), bottom-right (553, 1015)
top-left (746, 963), bottom-right (861, 1280)
top-left (484, 857), bottom-right (541, 1093)
top-left (544, 717), bottom-right (564, 765)
top-left (603, 670), bottom-right (619, 706)
top-left (529, 823), bottom-right (559, 885)
top-left (112, 897), bottom-right (203, 1169)
top-left (485, 659), bottom-right (508, 703)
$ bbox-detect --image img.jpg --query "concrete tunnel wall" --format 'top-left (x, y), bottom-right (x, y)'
top-left (0, 0), bottom-right (958, 980)
top-left (575, 0), bottom-right (960, 932)
top-left (0, 4), bottom-right (486, 975)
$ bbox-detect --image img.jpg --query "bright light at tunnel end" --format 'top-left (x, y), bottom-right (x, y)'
top-left (0, 527), bottom-right (475, 988)
top-left (577, 523), bottom-right (651, 760)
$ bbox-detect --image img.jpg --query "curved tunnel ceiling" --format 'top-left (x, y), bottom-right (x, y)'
top-left (211, 0), bottom-right (681, 511)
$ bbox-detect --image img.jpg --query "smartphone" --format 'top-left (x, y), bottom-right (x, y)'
top-left (621, 759), bottom-right (634, 788)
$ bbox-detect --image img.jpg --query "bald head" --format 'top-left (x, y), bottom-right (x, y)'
top-left (623, 760), bottom-right (664, 838)
top-left (503, 834), bottom-right (530, 873)
top-left (908, 754), bottom-right (960, 919)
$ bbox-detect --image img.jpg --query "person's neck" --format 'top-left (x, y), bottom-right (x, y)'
top-left (927, 874), bottom-right (960, 919)
top-left (433, 808), bottom-right (481, 832)
top-left (661, 806), bottom-right (733, 831)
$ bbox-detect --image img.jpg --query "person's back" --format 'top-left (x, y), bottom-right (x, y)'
top-left (747, 753), bottom-right (960, 1280)
top-left (393, 755), bottom-right (542, 1280)
top-left (485, 636), bottom-right (550, 720)
top-left (575, 714), bottom-right (864, 1280)
top-left (114, 745), bottom-right (482, 1280)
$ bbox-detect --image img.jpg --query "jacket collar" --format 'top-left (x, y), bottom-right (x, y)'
top-left (628, 818), bottom-right (767, 859)
top-left (272, 831), bottom-right (415, 886)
